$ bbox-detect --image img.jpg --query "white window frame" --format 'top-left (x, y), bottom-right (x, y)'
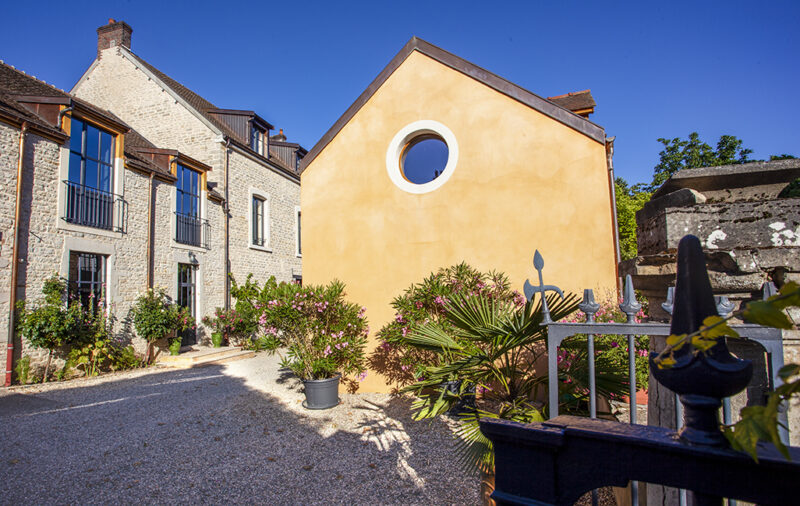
top-left (249, 188), bottom-right (271, 252)
top-left (385, 119), bottom-right (459, 195)
top-left (295, 205), bottom-right (302, 257)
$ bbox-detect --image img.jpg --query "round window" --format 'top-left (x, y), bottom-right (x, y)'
top-left (386, 120), bottom-right (458, 194)
top-left (401, 135), bottom-right (449, 184)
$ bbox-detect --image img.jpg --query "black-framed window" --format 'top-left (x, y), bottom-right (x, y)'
top-left (176, 164), bottom-right (200, 217)
top-left (68, 252), bottom-right (106, 311)
top-left (69, 117), bottom-right (115, 192)
top-left (252, 196), bottom-right (266, 246)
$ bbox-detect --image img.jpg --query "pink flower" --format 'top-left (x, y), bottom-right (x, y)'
top-left (610, 341), bottom-right (619, 348)
top-left (323, 345), bottom-right (332, 357)
top-left (415, 301), bottom-right (423, 309)
top-left (401, 327), bottom-right (408, 337)
top-left (357, 371), bottom-right (368, 382)
top-left (434, 296), bottom-right (446, 306)
top-left (401, 365), bottom-right (410, 372)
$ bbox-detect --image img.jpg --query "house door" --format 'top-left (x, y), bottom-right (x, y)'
top-left (177, 263), bottom-right (196, 345)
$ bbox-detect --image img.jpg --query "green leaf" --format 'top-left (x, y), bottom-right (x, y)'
top-left (700, 316), bottom-right (739, 339)
top-left (771, 282), bottom-right (800, 310)
top-left (778, 364), bottom-right (800, 382)
top-left (743, 300), bottom-right (794, 329)
top-left (691, 335), bottom-right (717, 352)
top-left (666, 333), bottom-right (687, 351)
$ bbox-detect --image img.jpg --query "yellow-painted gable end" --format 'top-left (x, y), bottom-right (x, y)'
top-left (302, 49), bottom-right (617, 392)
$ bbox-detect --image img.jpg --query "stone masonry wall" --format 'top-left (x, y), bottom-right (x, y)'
top-left (74, 46), bottom-right (301, 292)
top-left (13, 131), bottom-right (155, 370)
top-left (227, 148), bottom-right (301, 286)
top-left (0, 122), bottom-right (21, 368)
top-left (72, 47), bottom-right (224, 184)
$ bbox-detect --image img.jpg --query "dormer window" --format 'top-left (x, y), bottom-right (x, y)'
top-left (251, 124), bottom-right (265, 156)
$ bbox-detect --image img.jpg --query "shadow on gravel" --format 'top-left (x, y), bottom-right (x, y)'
top-left (0, 361), bottom-right (479, 505)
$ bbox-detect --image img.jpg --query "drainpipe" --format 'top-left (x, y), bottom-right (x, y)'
top-left (5, 122), bottom-right (28, 386)
top-left (57, 106), bottom-right (74, 130)
top-left (146, 171), bottom-right (155, 289)
top-left (223, 138), bottom-right (230, 310)
top-left (606, 136), bottom-right (622, 294)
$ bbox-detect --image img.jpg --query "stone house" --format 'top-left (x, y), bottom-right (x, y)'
top-left (1, 20), bottom-right (304, 383)
top-left (72, 20), bottom-right (304, 290)
top-left (300, 37), bottom-right (619, 392)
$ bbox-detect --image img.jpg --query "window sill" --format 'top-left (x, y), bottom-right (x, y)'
top-left (171, 241), bottom-right (209, 253)
top-left (57, 220), bottom-right (123, 239)
top-left (296, 253), bottom-right (302, 258)
top-left (249, 243), bottom-right (272, 253)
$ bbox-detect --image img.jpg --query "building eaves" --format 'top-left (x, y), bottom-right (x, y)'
top-left (0, 92), bottom-right (67, 140)
top-left (299, 37), bottom-right (606, 172)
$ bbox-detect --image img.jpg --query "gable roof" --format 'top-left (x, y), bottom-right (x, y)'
top-left (104, 48), bottom-right (299, 179)
top-left (300, 37), bottom-right (606, 172)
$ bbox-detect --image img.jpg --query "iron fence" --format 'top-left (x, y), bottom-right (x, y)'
top-left (175, 212), bottom-right (209, 248)
top-left (63, 180), bottom-right (124, 232)
top-left (545, 275), bottom-right (786, 506)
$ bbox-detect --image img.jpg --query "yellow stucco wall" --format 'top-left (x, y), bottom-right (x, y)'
top-left (302, 51), bottom-right (617, 392)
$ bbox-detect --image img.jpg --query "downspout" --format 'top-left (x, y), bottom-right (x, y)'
top-left (224, 138), bottom-right (231, 310)
top-left (57, 106), bottom-right (74, 130)
top-left (5, 122), bottom-right (28, 386)
top-left (146, 171), bottom-right (155, 289)
top-left (605, 136), bottom-right (622, 294)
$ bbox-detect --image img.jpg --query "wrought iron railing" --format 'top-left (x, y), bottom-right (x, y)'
top-left (63, 180), bottom-right (124, 232)
top-left (489, 246), bottom-right (791, 506)
top-left (175, 212), bottom-right (209, 248)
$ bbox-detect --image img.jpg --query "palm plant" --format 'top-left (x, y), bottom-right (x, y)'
top-left (402, 291), bottom-right (626, 473)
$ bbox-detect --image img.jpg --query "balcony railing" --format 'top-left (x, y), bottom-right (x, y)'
top-left (175, 212), bottom-right (209, 248)
top-left (63, 180), bottom-right (124, 232)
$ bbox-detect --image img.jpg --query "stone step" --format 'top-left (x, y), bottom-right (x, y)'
top-left (157, 346), bottom-right (256, 368)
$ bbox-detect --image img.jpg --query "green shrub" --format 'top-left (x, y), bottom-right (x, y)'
top-left (14, 356), bottom-right (31, 384)
top-left (374, 262), bottom-right (526, 386)
top-left (16, 275), bottom-right (86, 381)
top-left (131, 289), bottom-right (193, 362)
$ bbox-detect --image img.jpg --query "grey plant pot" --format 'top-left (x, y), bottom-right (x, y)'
top-left (303, 374), bottom-right (341, 410)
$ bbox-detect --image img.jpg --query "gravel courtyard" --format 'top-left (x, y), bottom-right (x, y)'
top-left (0, 353), bottom-right (480, 505)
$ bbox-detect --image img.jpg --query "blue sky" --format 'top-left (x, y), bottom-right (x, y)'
top-left (2, 0), bottom-right (798, 184)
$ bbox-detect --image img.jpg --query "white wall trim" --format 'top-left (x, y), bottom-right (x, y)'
top-left (385, 119), bottom-right (459, 195)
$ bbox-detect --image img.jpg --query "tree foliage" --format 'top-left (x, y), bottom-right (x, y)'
top-left (615, 178), bottom-right (651, 261)
top-left (646, 132), bottom-right (753, 192)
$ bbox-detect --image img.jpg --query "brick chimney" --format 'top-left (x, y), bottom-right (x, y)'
top-left (97, 18), bottom-right (132, 58)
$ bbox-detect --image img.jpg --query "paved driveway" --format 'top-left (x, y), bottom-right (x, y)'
top-left (0, 353), bottom-right (479, 505)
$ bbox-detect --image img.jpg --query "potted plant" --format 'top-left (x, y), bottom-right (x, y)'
top-left (202, 308), bottom-right (233, 348)
top-left (131, 289), bottom-right (193, 362)
top-left (256, 279), bottom-right (369, 409)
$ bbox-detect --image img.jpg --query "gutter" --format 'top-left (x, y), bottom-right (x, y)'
top-left (146, 171), bottom-right (155, 289)
top-left (606, 136), bottom-right (622, 294)
top-left (5, 122), bottom-right (28, 386)
top-left (224, 138), bottom-right (231, 310)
